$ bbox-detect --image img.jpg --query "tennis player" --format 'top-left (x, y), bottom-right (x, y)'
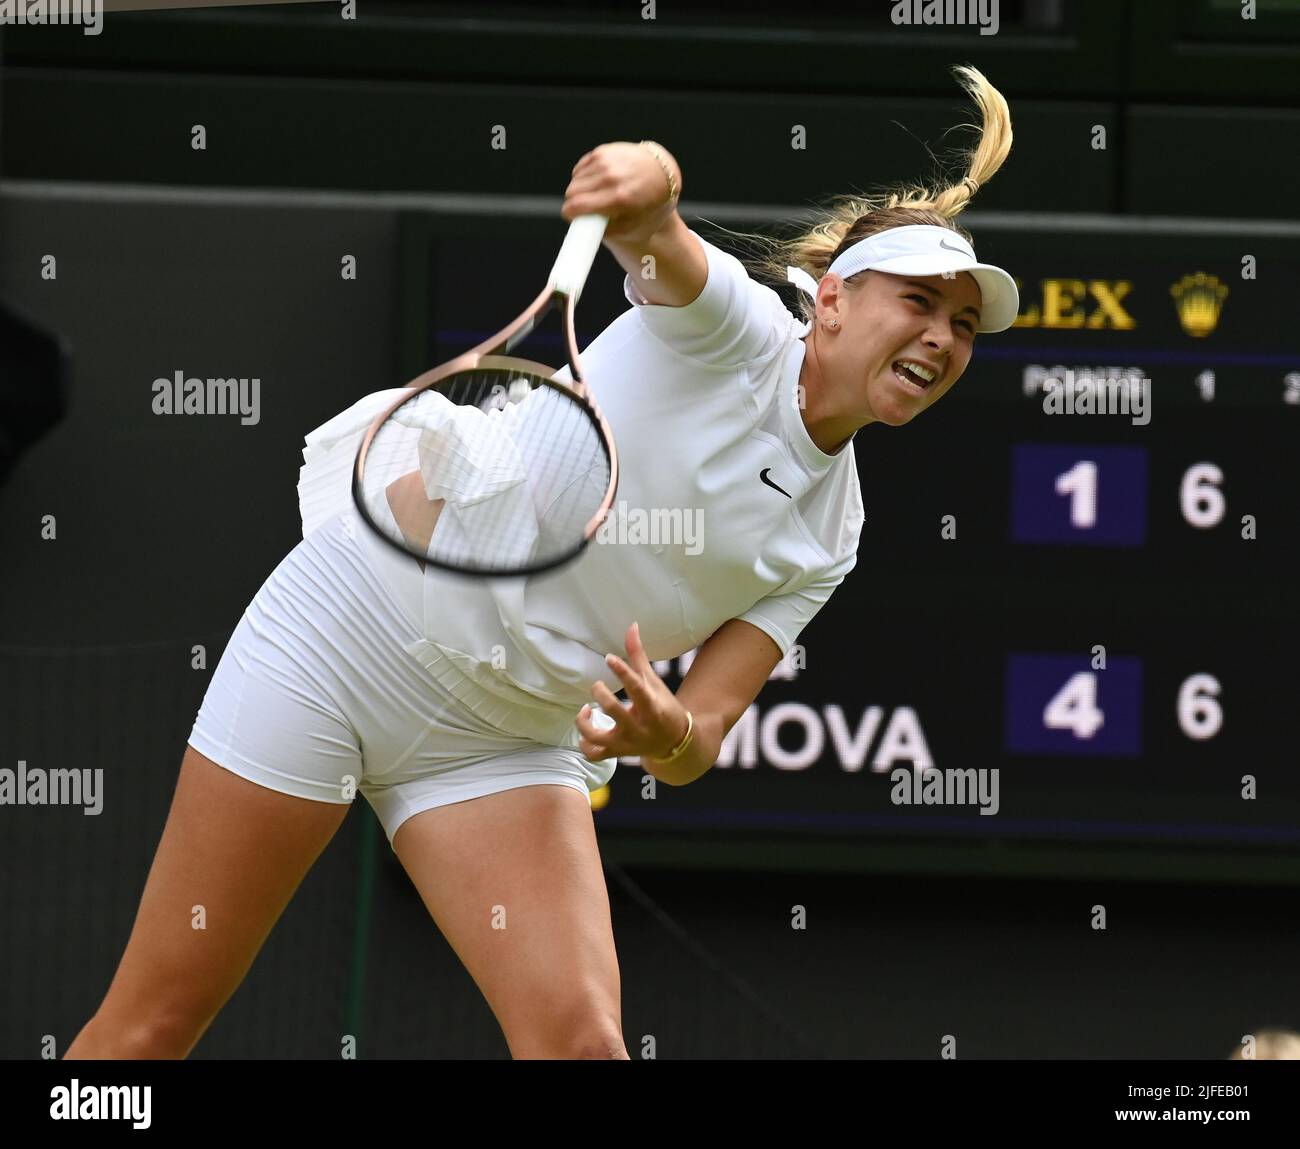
top-left (66, 65), bottom-right (1017, 1061)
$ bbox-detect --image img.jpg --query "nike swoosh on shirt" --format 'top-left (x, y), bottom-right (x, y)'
top-left (759, 468), bottom-right (792, 498)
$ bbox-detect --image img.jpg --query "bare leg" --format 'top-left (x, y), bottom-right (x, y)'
top-left (65, 746), bottom-right (350, 1059)
top-left (393, 784), bottom-right (627, 1059)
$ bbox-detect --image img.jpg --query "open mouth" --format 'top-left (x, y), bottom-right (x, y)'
top-left (892, 359), bottom-right (938, 393)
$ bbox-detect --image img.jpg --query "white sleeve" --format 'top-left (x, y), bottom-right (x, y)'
top-left (622, 233), bottom-right (792, 368)
top-left (736, 546), bottom-right (859, 658)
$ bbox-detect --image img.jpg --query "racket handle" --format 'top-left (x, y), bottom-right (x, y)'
top-left (548, 214), bottom-right (609, 300)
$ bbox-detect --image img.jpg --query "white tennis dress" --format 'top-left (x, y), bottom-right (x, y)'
top-left (188, 232), bottom-right (865, 845)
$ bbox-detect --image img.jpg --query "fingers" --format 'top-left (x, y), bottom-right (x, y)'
top-left (591, 679), bottom-right (624, 713)
top-left (562, 177), bottom-right (629, 223)
top-left (604, 650), bottom-right (651, 708)
top-left (565, 172), bottom-right (603, 198)
top-left (576, 616), bottom-right (672, 761)
top-left (560, 173), bottom-right (605, 222)
top-left (562, 199), bottom-right (608, 223)
top-left (571, 144), bottom-right (613, 176)
top-left (575, 642), bottom-right (677, 762)
top-left (625, 620), bottom-right (654, 674)
top-left (562, 143), bottom-right (646, 224)
top-left (612, 622), bottom-right (655, 702)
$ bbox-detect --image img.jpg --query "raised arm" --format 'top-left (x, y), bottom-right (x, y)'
top-left (561, 141), bottom-right (707, 308)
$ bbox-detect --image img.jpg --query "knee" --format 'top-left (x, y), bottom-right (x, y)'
top-left (571, 1022), bottom-right (630, 1060)
top-left (507, 998), bottom-right (628, 1060)
top-left (67, 1010), bottom-right (208, 1060)
top-left (126, 1011), bottom-right (209, 1059)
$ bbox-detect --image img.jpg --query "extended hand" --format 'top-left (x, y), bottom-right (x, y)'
top-left (575, 620), bottom-right (690, 763)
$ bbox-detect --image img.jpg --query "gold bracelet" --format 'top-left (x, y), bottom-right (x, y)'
top-left (652, 709), bottom-right (694, 765)
top-left (638, 140), bottom-right (679, 205)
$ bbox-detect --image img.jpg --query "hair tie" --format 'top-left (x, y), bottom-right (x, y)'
top-left (961, 176), bottom-right (980, 197)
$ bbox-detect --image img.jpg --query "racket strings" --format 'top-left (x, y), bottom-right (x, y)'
top-left (357, 367), bottom-right (611, 574)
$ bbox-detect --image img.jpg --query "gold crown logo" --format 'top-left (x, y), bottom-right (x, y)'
top-left (1170, 272), bottom-right (1228, 338)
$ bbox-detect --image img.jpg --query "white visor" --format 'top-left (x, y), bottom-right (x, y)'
top-left (787, 224), bottom-right (1019, 333)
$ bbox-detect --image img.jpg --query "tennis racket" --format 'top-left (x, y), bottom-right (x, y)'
top-left (351, 213), bottom-right (619, 576)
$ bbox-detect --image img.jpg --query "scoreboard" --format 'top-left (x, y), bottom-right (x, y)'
top-left (408, 214), bottom-right (1300, 875)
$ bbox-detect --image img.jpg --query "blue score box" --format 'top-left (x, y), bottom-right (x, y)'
top-left (1010, 444), bottom-right (1148, 546)
top-left (1005, 653), bottom-right (1143, 756)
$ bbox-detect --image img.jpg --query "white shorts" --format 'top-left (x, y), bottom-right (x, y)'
top-left (188, 509), bottom-right (617, 846)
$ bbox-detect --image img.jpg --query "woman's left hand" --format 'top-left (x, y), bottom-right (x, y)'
top-left (575, 621), bottom-right (690, 763)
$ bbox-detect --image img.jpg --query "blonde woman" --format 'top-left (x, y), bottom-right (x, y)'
top-left (66, 65), bottom-right (1018, 1061)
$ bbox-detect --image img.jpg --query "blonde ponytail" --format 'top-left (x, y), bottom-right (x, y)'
top-left (703, 65), bottom-right (1013, 325)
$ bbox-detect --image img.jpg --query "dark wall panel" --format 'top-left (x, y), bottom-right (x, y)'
top-left (0, 1), bottom-right (1126, 98)
top-left (0, 191), bottom-right (396, 645)
top-left (1126, 106), bottom-right (1300, 219)
top-left (0, 637), bottom-right (367, 1059)
top-left (1, 69), bottom-right (1117, 214)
